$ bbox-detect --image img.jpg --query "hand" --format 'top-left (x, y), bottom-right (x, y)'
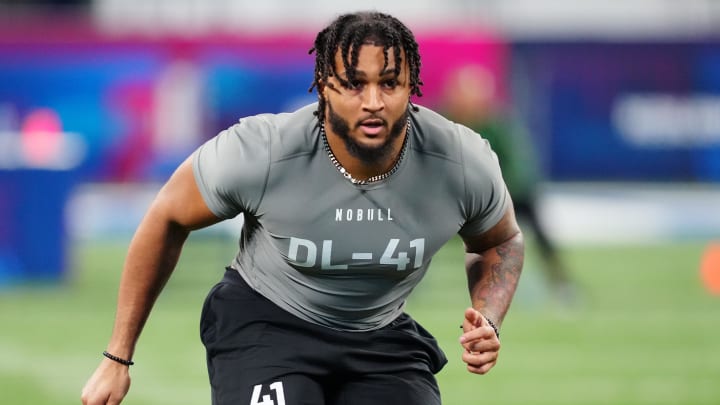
top-left (81, 358), bottom-right (131, 405)
top-left (459, 307), bottom-right (500, 375)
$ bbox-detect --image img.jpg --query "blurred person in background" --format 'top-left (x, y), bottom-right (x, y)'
top-left (82, 11), bottom-right (524, 405)
top-left (441, 64), bottom-right (574, 304)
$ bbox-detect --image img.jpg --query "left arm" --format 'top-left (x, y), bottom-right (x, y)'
top-left (459, 203), bottom-right (524, 374)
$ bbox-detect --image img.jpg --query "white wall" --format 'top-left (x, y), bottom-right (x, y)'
top-left (90, 0), bottom-right (720, 38)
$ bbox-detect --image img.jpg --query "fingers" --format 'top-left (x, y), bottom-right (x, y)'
top-left (461, 308), bottom-right (480, 334)
top-left (81, 383), bottom-right (113, 405)
top-left (462, 334), bottom-right (499, 353)
top-left (81, 361), bottom-right (131, 405)
top-left (462, 307), bottom-right (491, 331)
top-left (81, 388), bottom-right (125, 405)
top-left (463, 307), bottom-right (482, 329)
top-left (460, 308), bottom-right (500, 374)
top-left (460, 309), bottom-right (496, 346)
top-left (80, 390), bottom-right (107, 405)
top-left (463, 351), bottom-right (497, 375)
top-left (460, 337), bottom-right (500, 375)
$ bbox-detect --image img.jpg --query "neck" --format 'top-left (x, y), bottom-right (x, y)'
top-left (321, 122), bottom-right (409, 183)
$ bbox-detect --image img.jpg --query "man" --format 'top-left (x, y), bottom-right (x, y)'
top-left (81, 11), bottom-right (524, 405)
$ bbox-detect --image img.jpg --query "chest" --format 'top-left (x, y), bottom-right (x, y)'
top-left (258, 180), bottom-right (461, 274)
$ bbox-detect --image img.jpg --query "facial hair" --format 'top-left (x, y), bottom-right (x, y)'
top-left (327, 99), bottom-right (408, 165)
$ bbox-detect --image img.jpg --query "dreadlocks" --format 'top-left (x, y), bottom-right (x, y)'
top-left (308, 11), bottom-right (423, 122)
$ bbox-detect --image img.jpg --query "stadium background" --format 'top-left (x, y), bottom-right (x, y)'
top-left (1, 1), bottom-right (719, 404)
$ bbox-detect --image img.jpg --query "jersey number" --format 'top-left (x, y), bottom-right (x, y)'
top-left (380, 238), bottom-right (425, 270)
top-left (250, 382), bottom-right (285, 405)
top-left (289, 237), bottom-right (426, 271)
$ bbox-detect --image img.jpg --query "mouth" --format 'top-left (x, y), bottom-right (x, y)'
top-left (358, 119), bottom-right (385, 136)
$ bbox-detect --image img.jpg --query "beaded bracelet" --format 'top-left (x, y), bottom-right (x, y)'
top-left (459, 316), bottom-right (501, 339)
top-left (485, 317), bottom-right (500, 339)
top-left (103, 351), bottom-right (135, 366)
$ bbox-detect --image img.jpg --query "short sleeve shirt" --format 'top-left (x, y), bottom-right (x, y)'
top-left (192, 103), bottom-right (509, 331)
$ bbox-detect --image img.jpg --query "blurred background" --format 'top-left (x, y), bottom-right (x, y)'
top-left (1, 1), bottom-right (719, 404)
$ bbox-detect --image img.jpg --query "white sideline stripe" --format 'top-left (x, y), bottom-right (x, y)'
top-left (66, 182), bottom-right (720, 245)
top-left (537, 183), bottom-right (720, 244)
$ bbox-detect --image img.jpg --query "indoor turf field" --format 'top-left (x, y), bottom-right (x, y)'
top-left (1, 235), bottom-right (718, 405)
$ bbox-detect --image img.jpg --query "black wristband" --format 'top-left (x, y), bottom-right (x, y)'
top-left (103, 351), bottom-right (134, 366)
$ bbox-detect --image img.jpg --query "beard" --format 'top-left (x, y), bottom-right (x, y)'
top-left (326, 100), bottom-right (408, 165)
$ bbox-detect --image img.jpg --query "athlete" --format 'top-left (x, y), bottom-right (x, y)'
top-left (81, 11), bottom-right (524, 405)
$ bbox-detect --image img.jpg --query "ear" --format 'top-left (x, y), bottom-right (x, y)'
top-left (318, 79), bottom-right (329, 99)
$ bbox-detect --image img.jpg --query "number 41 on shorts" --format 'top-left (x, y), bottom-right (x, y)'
top-left (250, 381), bottom-right (286, 405)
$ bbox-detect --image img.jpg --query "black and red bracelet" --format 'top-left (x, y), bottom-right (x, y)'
top-left (102, 351), bottom-right (135, 366)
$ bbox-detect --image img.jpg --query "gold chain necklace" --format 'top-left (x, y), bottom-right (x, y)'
top-left (320, 120), bottom-right (410, 185)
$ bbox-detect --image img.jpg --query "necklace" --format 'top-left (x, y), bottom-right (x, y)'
top-left (320, 120), bottom-right (410, 185)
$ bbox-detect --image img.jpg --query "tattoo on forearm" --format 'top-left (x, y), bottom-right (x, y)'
top-left (467, 235), bottom-right (524, 323)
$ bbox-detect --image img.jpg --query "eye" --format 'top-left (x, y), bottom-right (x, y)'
top-left (337, 77), bottom-right (362, 91)
top-left (341, 79), bottom-right (363, 90)
top-left (382, 79), bottom-right (398, 89)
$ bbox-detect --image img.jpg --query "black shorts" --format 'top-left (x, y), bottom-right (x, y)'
top-left (200, 269), bottom-right (447, 405)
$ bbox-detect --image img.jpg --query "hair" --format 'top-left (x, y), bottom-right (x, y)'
top-left (308, 11), bottom-right (423, 122)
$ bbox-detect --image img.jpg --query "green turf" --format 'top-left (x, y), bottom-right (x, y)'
top-left (1, 235), bottom-right (718, 404)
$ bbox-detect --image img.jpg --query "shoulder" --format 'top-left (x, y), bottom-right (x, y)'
top-left (411, 104), bottom-right (503, 192)
top-left (194, 102), bottom-right (318, 181)
top-left (191, 104), bottom-right (318, 217)
top-left (226, 103), bottom-right (318, 158)
top-left (239, 103), bottom-right (319, 163)
top-left (410, 104), bottom-right (495, 164)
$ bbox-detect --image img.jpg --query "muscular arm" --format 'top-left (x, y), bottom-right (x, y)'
top-left (458, 203), bottom-right (524, 374)
top-left (82, 157), bottom-right (222, 405)
top-left (463, 204), bottom-right (524, 327)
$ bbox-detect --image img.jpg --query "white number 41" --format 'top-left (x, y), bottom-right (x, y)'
top-left (250, 381), bottom-right (286, 405)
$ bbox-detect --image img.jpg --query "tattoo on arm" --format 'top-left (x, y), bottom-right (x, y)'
top-left (466, 234), bottom-right (524, 326)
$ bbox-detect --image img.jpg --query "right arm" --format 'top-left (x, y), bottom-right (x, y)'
top-left (81, 156), bottom-right (222, 405)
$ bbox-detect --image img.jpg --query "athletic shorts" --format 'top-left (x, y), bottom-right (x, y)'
top-left (200, 268), bottom-right (448, 405)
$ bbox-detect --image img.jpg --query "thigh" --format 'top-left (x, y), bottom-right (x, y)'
top-left (330, 369), bottom-right (441, 405)
top-left (201, 270), bottom-right (329, 405)
top-left (209, 370), bottom-right (326, 405)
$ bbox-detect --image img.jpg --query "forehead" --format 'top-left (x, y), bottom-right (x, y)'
top-left (333, 43), bottom-right (406, 72)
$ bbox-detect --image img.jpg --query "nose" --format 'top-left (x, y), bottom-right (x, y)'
top-left (362, 85), bottom-right (384, 112)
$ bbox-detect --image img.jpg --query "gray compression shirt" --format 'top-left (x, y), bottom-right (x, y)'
top-left (192, 103), bottom-right (510, 331)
